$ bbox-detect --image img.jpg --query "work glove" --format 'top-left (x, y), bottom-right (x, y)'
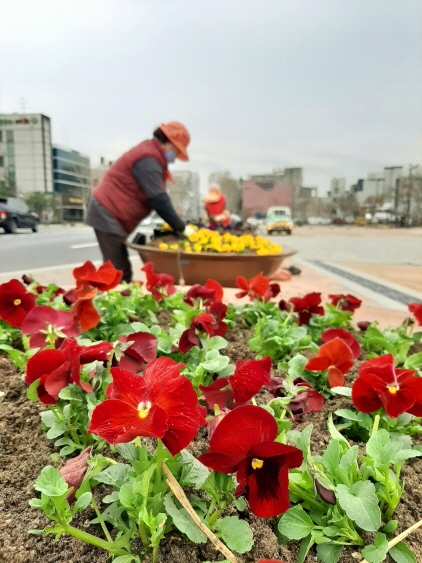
top-left (183, 224), bottom-right (197, 237)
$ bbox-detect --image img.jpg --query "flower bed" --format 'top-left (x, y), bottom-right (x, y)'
top-left (1, 262), bottom-right (422, 563)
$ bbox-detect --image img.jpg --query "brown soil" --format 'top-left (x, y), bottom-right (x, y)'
top-left (1, 329), bottom-right (422, 563)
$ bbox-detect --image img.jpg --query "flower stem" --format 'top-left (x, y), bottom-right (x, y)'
top-left (62, 523), bottom-right (127, 556)
top-left (288, 481), bottom-right (323, 511)
top-left (371, 414), bottom-right (380, 437)
top-left (90, 492), bottom-right (113, 543)
top-left (154, 439), bottom-right (165, 496)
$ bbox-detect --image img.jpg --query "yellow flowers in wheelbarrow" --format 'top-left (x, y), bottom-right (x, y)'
top-left (158, 228), bottom-right (282, 255)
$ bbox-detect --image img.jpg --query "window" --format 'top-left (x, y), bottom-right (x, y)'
top-left (0, 155), bottom-right (4, 167)
top-left (0, 130), bottom-right (2, 142)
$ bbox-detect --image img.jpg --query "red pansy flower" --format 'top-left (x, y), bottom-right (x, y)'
top-left (204, 278), bottom-right (224, 302)
top-left (73, 260), bottom-right (123, 292)
top-left (235, 272), bottom-right (271, 301)
top-left (179, 310), bottom-right (227, 353)
top-left (117, 332), bottom-right (158, 373)
top-left (71, 286), bottom-right (101, 332)
top-left (21, 305), bottom-right (79, 349)
top-left (184, 284), bottom-right (217, 307)
top-left (267, 377), bottom-right (324, 416)
top-left (206, 302), bottom-right (228, 335)
top-left (25, 338), bottom-right (112, 404)
top-left (304, 337), bottom-right (354, 387)
top-left (357, 320), bottom-right (371, 332)
top-left (142, 262), bottom-right (176, 301)
top-left (351, 354), bottom-right (422, 418)
top-left (88, 358), bottom-right (206, 455)
top-left (321, 328), bottom-right (361, 359)
top-left (199, 357), bottom-right (272, 410)
top-left (408, 302), bottom-right (422, 325)
top-left (282, 292), bottom-right (324, 325)
top-left (198, 405), bottom-right (303, 517)
top-left (264, 283), bottom-right (281, 302)
top-left (0, 279), bottom-right (36, 328)
top-left (328, 293), bottom-right (362, 313)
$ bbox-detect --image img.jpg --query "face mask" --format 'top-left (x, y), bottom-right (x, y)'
top-left (165, 149), bottom-right (176, 163)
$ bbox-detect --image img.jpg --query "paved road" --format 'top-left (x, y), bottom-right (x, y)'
top-left (270, 225), bottom-right (422, 266)
top-left (1, 225), bottom-right (421, 298)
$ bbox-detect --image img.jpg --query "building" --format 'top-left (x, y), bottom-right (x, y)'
top-left (208, 171), bottom-right (241, 214)
top-left (328, 178), bottom-right (347, 201)
top-left (52, 144), bottom-right (90, 222)
top-left (166, 170), bottom-right (201, 221)
top-left (90, 157), bottom-right (113, 190)
top-left (248, 167), bottom-right (302, 215)
top-left (353, 167), bottom-right (404, 209)
top-left (0, 113), bottom-right (53, 195)
top-left (241, 179), bottom-right (293, 220)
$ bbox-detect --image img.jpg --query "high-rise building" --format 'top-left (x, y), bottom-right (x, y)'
top-left (0, 113), bottom-right (53, 195)
top-left (52, 144), bottom-right (90, 222)
top-left (166, 171), bottom-right (201, 220)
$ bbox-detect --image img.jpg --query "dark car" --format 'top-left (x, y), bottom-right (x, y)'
top-left (0, 197), bottom-right (39, 233)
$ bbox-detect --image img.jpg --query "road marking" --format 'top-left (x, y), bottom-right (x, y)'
top-left (70, 243), bottom-right (98, 249)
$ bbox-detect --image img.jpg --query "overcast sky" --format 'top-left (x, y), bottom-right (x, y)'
top-left (1, 0), bottom-right (421, 194)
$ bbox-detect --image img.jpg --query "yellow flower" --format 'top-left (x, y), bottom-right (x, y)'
top-left (158, 243), bottom-right (169, 250)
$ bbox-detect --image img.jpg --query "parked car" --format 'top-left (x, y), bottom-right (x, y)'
top-left (0, 197), bottom-right (39, 233)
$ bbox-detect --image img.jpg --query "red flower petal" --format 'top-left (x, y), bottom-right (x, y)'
top-left (327, 366), bottom-right (345, 387)
top-left (0, 279), bottom-right (36, 327)
top-left (198, 405), bottom-right (277, 473)
top-left (321, 328), bottom-right (361, 359)
top-left (25, 349), bottom-right (66, 385)
top-left (72, 298), bottom-right (101, 332)
top-left (351, 376), bottom-right (383, 413)
top-left (408, 302), bottom-right (422, 325)
top-left (205, 279), bottom-right (224, 302)
top-left (228, 357), bottom-right (272, 403)
top-left (199, 378), bottom-right (232, 410)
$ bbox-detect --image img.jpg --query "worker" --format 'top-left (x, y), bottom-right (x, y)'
top-left (85, 122), bottom-right (195, 283)
top-left (203, 184), bottom-right (231, 228)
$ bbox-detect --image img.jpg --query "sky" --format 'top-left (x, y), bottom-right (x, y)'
top-left (1, 0), bottom-right (421, 195)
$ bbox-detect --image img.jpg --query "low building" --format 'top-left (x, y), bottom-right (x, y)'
top-left (0, 113), bottom-right (53, 195)
top-left (241, 179), bottom-right (293, 220)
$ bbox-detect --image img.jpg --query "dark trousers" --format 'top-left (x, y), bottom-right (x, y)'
top-left (94, 229), bottom-right (132, 283)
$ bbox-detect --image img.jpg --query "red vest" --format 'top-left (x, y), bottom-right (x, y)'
top-left (93, 138), bottom-right (169, 234)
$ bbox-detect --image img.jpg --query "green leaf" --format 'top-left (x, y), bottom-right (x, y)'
top-left (404, 352), bottom-right (422, 370)
top-left (335, 409), bottom-right (372, 427)
top-left (163, 494), bottom-right (207, 544)
top-left (389, 541), bottom-right (417, 563)
top-left (298, 534), bottom-right (314, 563)
top-left (316, 542), bottom-right (343, 563)
top-left (278, 505), bottom-right (314, 539)
top-left (361, 533), bottom-right (388, 563)
top-left (322, 439), bottom-right (341, 474)
top-left (73, 492), bottom-right (92, 514)
top-left (380, 520), bottom-right (398, 533)
top-left (367, 430), bottom-right (420, 467)
top-left (34, 466), bottom-right (70, 497)
top-left (112, 555), bottom-right (141, 563)
top-left (178, 450), bottom-right (210, 488)
top-left (92, 463), bottom-right (130, 487)
top-left (26, 379), bottom-right (40, 402)
top-left (295, 424), bottom-right (313, 459)
top-left (335, 481), bottom-right (381, 531)
top-left (217, 516), bottom-right (254, 553)
top-left (330, 386), bottom-right (352, 397)
top-left (114, 443), bottom-right (139, 461)
top-left (327, 413), bottom-right (350, 446)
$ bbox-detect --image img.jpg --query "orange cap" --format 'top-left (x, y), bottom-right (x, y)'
top-left (159, 121), bottom-right (190, 161)
top-left (203, 184), bottom-right (223, 203)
